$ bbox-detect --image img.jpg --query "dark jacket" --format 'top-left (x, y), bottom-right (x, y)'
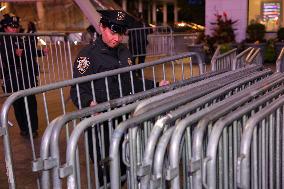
top-left (70, 36), bottom-right (154, 108)
top-left (0, 35), bottom-right (42, 92)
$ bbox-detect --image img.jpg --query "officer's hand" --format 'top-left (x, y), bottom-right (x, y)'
top-left (16, 49), bottom-right (23, 57)
top-left (43, 47), bottom-right (49, 56)
top-left (90, 100), bottom-right (100, 116)
top-left (90, 100), bottom-right (97, 107)
top-left (158, 80), bottom-right (170, 86)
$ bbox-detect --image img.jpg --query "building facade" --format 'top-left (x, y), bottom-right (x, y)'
top-left (206, 0), bottom-right (283, 42)
top-left (0, 0), bottom-right (180, 32)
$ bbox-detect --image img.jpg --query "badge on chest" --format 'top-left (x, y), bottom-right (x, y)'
top-left (77, 57), bottom-right (90, 74)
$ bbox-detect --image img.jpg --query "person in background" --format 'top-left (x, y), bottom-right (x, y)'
top-left (0, 14), bottom-right (46, 138)
top-left (27, 21), bottom-right (37, 33)
top-left (81, 24), bottom-right (97, 44)
top-left (70, 10), bottom-right (169, 187)
top-left (128, 12), bottom-right (152, 65)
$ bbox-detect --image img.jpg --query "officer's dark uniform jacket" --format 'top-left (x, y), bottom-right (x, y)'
top-left (70, 36), bottom-right (154, 108)
top-left (0, 35), bottom-right (42, 92)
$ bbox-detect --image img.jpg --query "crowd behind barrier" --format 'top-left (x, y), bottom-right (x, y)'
top-left (1, 29), bottom-right (284, 189)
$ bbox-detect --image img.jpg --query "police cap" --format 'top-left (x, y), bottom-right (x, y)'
top-left (0, 14), bottom-right (20, 28)
top-left (97, 10), bottom-right (130, 34)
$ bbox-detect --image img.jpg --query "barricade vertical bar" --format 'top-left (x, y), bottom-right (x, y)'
top-left (0, 54), bottom-right (7, 93)
top-left (269, 113), bottom-right (275, 189)
top-left (5, 36), bottom-right (17, 92)
top-left (152, 67), bottom-right (156, 88)
top-left (275, 108), bottom-right (281, 189)
top-left (252, 122), bottom-right (258, 189)
top-left (17, 37), bottom-right (26, 89)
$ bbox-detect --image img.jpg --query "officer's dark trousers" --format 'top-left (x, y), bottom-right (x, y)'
top-left (87, 120), bottom-right (126, 187)
top-left (13, 95), bottom-right (38, 133)
top-left (3, 75), bottom-right (39, 133)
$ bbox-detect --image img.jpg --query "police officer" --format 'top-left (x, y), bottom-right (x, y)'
top-left (70, 10), bottom-right (169, 187)
top-left (70, 10), bottom-right (168, 108)
top-left (0, 14), bottom-right (41, 138)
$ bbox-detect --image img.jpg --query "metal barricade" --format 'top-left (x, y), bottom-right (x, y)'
top-left (211, 46), bottom-right (237, 71)
top-left (128, 26), bottom-right (173, 59)
top-left (0, 32), bottom-right (73, 96)
top-left (55, 67), bottom-right (247, 188)
top-left (57, 65), bottom-right (263, 189)
top-left (202, 78), bottom-right (284, 189)
top-left (35, 71), bottom-right (224, 189)
top-left (108, 65), bottom-right (264, 189)
top-left (0, 52), bottom-right (203, 188)
top-left (140, 69), bottom-right (272, 189)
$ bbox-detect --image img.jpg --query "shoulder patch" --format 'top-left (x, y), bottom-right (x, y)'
top-left (127, 58), bottom-right (132, 66)
top-left (77, 57), bottom-right (91, 74)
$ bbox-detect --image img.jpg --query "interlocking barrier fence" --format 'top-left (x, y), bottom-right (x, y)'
top-left (53, 65), bottom-right (261, 189)
top-left (0, 52), bottom-right (205, 188)
top-left (0, 45), bottom-right (268, 188)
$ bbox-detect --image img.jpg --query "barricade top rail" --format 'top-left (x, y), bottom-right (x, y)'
top-left (0, 32), bottom-right (67, 37)
top-left (232, 47), bottom-right (254, 70)
top-left (134, 64), bottom-right (261, 114)
top-left (0, 52), bottom-right (203, 127)
top-left (47, 69), bottom-right (226, 128)
top-left (127, 25), bottom-right (172, 32)
top-left (215, 48), bottom-right (237, 59)
top-left (246, 48), bottom-right (262, 65)
top-left (212, 46), bottom-right (221, 59)
top-left (276, 47), bottom-right (284, 72)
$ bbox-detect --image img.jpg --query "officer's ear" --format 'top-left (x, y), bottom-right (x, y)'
top-left (99, 23), bottom-right (106, 33)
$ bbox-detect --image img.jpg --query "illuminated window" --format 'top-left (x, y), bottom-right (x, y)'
top-left (249, 0), bottom-right (282, 32)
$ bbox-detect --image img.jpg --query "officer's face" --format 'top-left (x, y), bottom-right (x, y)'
top-left (4, 26), bottom-right (19, 33)
top-left (100, 25), bottom-right (123, 48)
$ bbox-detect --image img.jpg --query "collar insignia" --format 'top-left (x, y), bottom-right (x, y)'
top-left (117, 11), bottom-right (125, 21)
